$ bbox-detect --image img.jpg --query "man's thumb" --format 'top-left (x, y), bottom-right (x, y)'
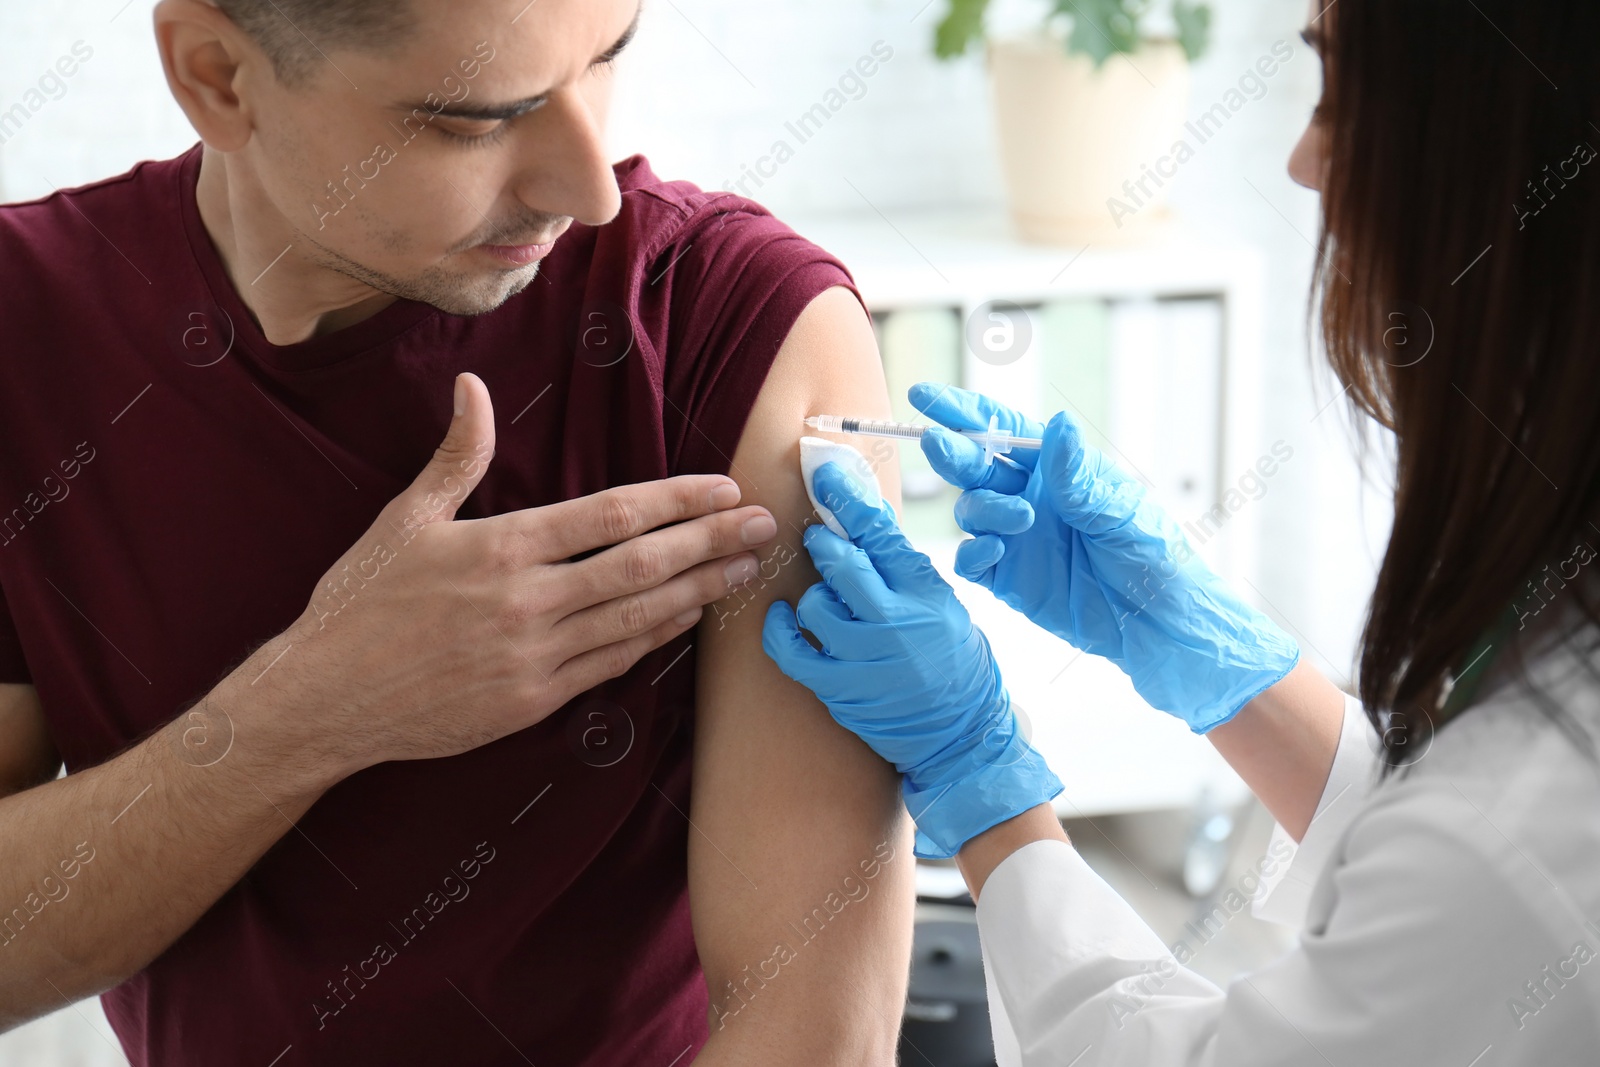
top-left (391, 372), bottom-right (496, 527)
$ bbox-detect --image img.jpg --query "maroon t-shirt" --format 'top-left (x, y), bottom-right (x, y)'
top-left (0, 144), bottom-right (859, 1066)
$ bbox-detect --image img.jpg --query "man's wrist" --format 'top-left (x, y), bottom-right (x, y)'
top-left (205, 624), bottom-right (355, 800)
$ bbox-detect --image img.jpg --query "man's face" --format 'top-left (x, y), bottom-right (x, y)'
top-left (238, 0), bottom-right (636, 315)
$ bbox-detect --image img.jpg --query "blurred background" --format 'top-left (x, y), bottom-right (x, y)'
top-left (0, 1), bottom-right (1392, 1063)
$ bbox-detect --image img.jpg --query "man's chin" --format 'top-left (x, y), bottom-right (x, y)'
top-left (353, 262), bottom-right (542, 317)
top-left (308, 241), bottom-right (542, 317)
top-left (417, 264), bottom-right (541, 317)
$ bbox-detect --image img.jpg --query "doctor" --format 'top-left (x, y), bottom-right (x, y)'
top-left (763, 1), bottom-right (1600, 1063)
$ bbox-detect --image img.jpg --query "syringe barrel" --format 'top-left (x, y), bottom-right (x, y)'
top-left (832, 417), bottom-right (926, 441)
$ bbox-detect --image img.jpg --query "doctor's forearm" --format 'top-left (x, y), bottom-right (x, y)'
top-left (955, 662), bottom-right (1345, 900)
top-left (956, 803), bottom-right (1069, 901)
top-left (1206, 659), bottom-right (1346, 841)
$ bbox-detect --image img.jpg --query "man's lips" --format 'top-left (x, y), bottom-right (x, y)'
top-left (476, 239), bottom-right (558, 267)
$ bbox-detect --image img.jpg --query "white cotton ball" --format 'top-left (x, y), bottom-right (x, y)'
top-left (800, 436), bottom-right (883, 539)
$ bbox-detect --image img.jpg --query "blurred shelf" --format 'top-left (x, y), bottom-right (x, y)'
top-left (789, 208), bottom-right (1267, 308)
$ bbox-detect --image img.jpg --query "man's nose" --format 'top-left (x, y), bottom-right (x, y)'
top-left (510, 85), bottom-right (622, 227)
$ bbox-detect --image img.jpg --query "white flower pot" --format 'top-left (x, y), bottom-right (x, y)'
top-left (988, 35), bottom-right (1192, 245)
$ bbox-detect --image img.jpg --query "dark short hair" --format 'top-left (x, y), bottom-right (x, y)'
top-left (214, 0), bottom-right (417, 84)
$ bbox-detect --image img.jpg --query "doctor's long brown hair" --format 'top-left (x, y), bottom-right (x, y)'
top-left (1313, 0), bottom-right (1600, 765)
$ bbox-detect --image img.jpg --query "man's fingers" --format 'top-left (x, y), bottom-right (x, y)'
top-left (552, 548), bottom-right (761, 650)
top-left (387, 372), bottom-right (497, 528)
top-left (551, 607), bottom-right (704, 696)
top-left (954, 488), bottom-right (1035, 536)
top-left (561, 503), bottom-right (774, 607)
top-left (509, 474), bottom-right (755, 564)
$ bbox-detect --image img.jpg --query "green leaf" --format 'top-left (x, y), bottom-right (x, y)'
top-left (934, 0), bottom-right (992, 60)
top-left (1173, 1), bottom-right (1212, 62)
top-left (1054, 0), bottom-right (1141, 68)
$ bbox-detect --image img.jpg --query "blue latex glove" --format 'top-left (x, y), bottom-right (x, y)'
top-left (909, 381), bottom-right (1301, 733)
top-left (762, 461), bottom-right (1063, 859)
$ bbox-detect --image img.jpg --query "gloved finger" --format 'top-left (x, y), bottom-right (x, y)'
top-left (810, 462), bottom-right (949, 602)
top-left (800, 516), bottom-right (893, 625)
top-left (920, 426), bottom-right (1033, 494)
top-left (811, 461), bottom-right (898, 554)
top-left (910, 382), bottom-right (1043, 485)
top-left (954, 489), bottom-right (1034, 536)
top-left (794, 580), bottom-right (869, 660)
top-left (761, 599), bottom-right (834, 687)
top-left (1036, 410), bottom-right (1144, 531)
top-left (908, 381), bottom-right (1045, 441)
top-left (954, 535), bottom-right (1004, 587)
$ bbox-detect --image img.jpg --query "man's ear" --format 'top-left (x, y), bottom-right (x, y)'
top-left (153, 0), bottom-right (264, 151)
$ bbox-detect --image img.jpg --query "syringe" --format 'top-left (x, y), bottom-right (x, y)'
top-left (803, 414), bottom-right (1042, 466)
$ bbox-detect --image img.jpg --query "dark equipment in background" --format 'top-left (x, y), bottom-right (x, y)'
top-left (899, 898), bottom-right (997, 1067)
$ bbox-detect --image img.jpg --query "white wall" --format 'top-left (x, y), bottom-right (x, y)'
top-left (0, 4), bottom-right (196, 202)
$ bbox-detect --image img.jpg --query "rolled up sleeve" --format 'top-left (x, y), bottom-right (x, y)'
top-left (1251, 691), bottom-right (1381, 927)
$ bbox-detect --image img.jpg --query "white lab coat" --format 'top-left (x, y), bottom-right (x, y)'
top-left (976, 629), bottom-right (1600, 1066)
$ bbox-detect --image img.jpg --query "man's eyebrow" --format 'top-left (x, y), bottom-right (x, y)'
top-left (596, 6), bottom-right (643, 66)
top-left (397, 4), bottom-right (642, 122)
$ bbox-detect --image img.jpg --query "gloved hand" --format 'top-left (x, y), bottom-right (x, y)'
top-left (909, 381), bottom-right (1300, 733)
top-left (763, 461), bottom-right (1063, 859)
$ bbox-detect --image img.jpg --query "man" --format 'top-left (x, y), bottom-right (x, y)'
top-left (0, 0), bottom-right (914, 1063)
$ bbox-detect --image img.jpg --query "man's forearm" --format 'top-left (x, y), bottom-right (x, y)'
top-left (0, 627), bottom-right (337, 1028)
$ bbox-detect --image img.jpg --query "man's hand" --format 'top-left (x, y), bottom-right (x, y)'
top-left (273, 371), bottom-right (777, 782)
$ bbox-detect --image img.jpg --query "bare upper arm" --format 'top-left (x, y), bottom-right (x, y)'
top-left (0, 684), bottom-right (60, 798)
top-left (688, 285), bottom-right (915, 1064)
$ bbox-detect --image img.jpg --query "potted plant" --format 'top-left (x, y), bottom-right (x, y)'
top-left (935, 0), bottom-right (1213, 244)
